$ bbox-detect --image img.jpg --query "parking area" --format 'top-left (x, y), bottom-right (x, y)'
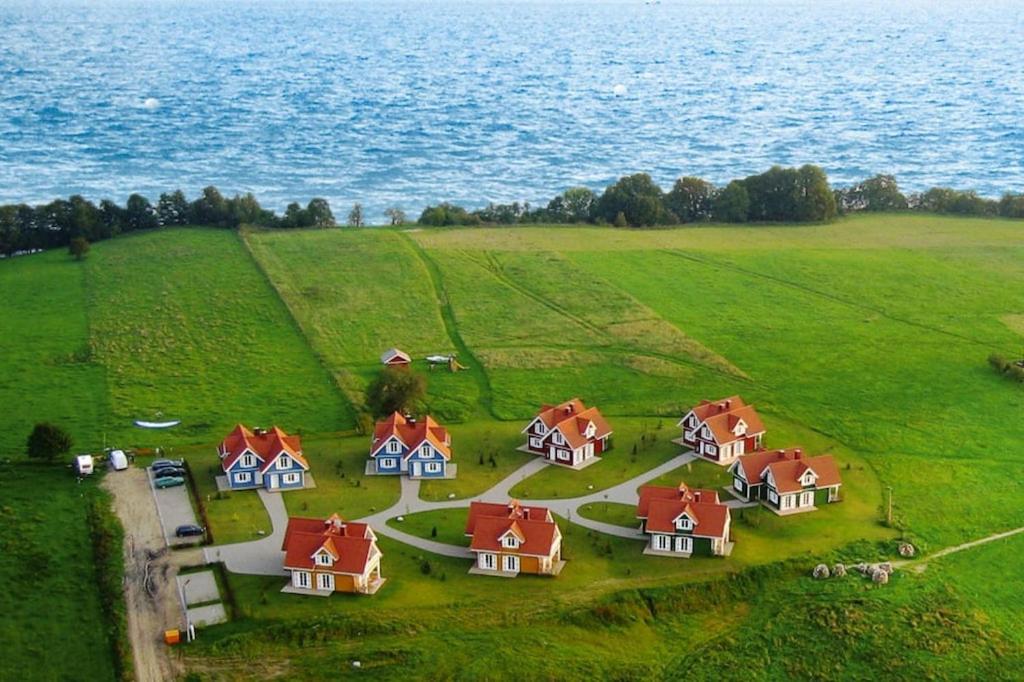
top-left (148, 467), bottom-right (202, 547)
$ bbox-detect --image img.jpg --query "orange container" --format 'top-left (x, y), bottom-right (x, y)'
top-left (164, 629), bottom-right (181, 645)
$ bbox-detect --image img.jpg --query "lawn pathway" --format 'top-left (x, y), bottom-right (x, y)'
top-left (896, 525), bottom-right (1024, 573)
top-left (202, 490), bottom-right (290, 576)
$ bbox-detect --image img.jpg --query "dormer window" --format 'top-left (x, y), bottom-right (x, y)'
top-left (502, 535), bottom-right (519, 549)
top-left (279, 455), bottom-right (291, 469)
top-left (387, 440), bottom-right (401, 454)
top-left (316, 552), bottom-right (332, 566)
top-left (421, 445), bottom-right (432, 458)
top-left (242, 454), bottom-right (256, 468)
top-left (676, 516), bottom-right (693, 531)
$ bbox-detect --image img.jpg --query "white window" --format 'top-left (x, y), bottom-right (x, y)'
top-left (242, 454), bottom-right (255, 468)
top-left (676, 516), bottom-right (692, 531)
top-left (721, 444), bottom-right (731, 458)
top-left (707, 444), bottom-right (717, 456)
top-left (655, 535), bottom-right (670, 550)
top-left (503, 535), bottom-right (519, 549)
top-left (782, 495), bottom-right (794, 509)
top-left (529, 437), bottom-right (541, 448)
top-left (426, 462), bottom-right (441, 473)
top-left (534, 422), bottom-right (546, 435)
top-left (317, 573), bottom-right (334, 591)
top-left (284, 473), bottom-right (299, 484)
top-left (421, 445), bottom-right (432, 458)
top-left (552, 432), bottom-right (563, 445)
top-left (278, 455), bottom-right (291, 469)
top-left (295, 571), bottom-right (310, 588)
top-left (480, 553), bottom-right (496, 570)
top-left (735, 440), bottom-right (745, 456)
top-left (558, 449), bottom-right (570, 461)
top-left (768, 489), bottom-right (779, 504)
top-left (316, 552), bottom-right (332, 566)
top-left (734, 478), bottom-right (743, 492)
top-left (235, 472), bottom-right (251, 483)
top-left (675, 536), bottom-right (692, 553)
top-left (801, 491), bottom-right (814, 507)
top-left (387, 440), bottom-right (400, 454)
top-left (380, 457), bottom-right (396, 468)
top-left (503, 555), bottom-right (519, 572)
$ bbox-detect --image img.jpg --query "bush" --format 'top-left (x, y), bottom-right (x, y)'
top-left (86, 494), bottom-right (132, 681)
top-left (26, 422), bottom-right (72, 462)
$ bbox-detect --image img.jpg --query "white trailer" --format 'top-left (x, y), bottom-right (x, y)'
top-left (75, 455), bottom-right (94, 476)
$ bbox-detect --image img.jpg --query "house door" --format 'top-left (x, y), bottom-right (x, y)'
top-left (674, 536), bottom-right (692, 553)
top-left (269, 475), bottom-right (279, 490)
top-left (503, 555), bottom-right (520, 573)
top-left (412, 462), bottom-right (422, 477)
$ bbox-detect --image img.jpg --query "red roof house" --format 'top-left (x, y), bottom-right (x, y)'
top-left (729, 448), bottom-right (842, 515)
top-left (218, 424), bottom-right (309, 492)
top-left (368, 412), bottom-right (452, 478)
top-left (636, 483), bottom-right (732, 557)
top-left (281, 514), bottom-right (385, 595)
top-left (380, 348), bottom-right (411, 367)
top-left (465, 500), bottom-right (564, 577)
top-left (677, 396), bottom-right (765, 466)
top-left (521, 398), bottom-right (613, 468)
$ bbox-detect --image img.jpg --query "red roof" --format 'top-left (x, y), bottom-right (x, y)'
top-left (682, 397), bottom-right (765, 446)
top-left (465, 500), bottom-right (552, 535)
top-left (219, 424), bottom-right (308, 473)
top-left (381, 348), bottom-right (411, 365)
top-left (371, 412), bottom-right (451, 459)
top-left (468, 516), bottom-right (560, 557)
top-left (530, 399), bottom-right (612, 449)
top-left (281, 515), bottom-right (379, 576)
top-left (733, 448), bottom-right (842, 492)
top-left (644, 498), bottom-right (730, 539)
top-left (636, 483), bottom-right (720, 518)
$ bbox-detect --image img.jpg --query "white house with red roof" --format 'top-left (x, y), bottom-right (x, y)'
top-left (729, 448), bottom-right (842, 515)
top-left (636, 482), bottom-right (732, 557)
top-left (677, 396), bottom-right (765, 466)
top-left (218, 424), bottom-right (310, 492)
top-left (521, 398), bottom-right (613, 469)
top-left (368, 412), bottom-right (454, 479)
top-left (465, 500), bottom-right (565, 577)
top-left (281, 514), bottom-right (385, 596)
top-left (380, 347), bottom-right (411, 368)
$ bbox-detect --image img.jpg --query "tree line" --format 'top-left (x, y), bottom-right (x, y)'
top-left (2, 167), bottom-right (1022, 256)
top-left (419, 166), bottom-right (1024, 228)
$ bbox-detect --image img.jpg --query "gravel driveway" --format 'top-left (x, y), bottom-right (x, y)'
top-left (148, 468), bottom-right (201, 546)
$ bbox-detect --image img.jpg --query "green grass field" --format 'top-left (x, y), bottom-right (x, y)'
top-left (3, 214), bottom-right (1023, 679)
top-left (0, 464), bottom-right (119, 681)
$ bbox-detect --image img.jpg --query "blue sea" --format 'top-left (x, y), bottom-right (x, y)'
top-left (1, 0), bottom-right (1022, 220)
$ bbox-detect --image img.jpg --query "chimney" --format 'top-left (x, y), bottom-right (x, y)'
top-left (793, 448), bottom-right (802, 460)
top-left (725, 399), bottom-right (732, 409)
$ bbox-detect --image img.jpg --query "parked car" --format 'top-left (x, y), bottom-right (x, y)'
top-left (109, 449), bottom-right (129, 471)
top-left (152, 458), bottom-right (184, 469)
top-left (152, 466), bottom-right (186, 478)
top-left (175, 524), bottom-right (205, 538)
top-left (154, 475), bottom-right (185, 489)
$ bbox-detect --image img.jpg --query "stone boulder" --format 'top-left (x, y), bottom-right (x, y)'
top-left (813, 564), bottom-right (830, 579)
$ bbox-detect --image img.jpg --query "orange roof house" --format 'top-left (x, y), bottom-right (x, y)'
top-left (281, 514), bottom-right (385, 596)
top-left (368, 412), bottom-right (453, 479)
top-left (465, 500), bottom-right (564, 577)
top-left (728, 448), bottom-right (842, 515)
top-left (636, 483), bottom-right (732, 557)
top-left (521, 398), bottom-right (613, 469)
top-left (218, 424), bottom-right (309, 492)
top-left (677, 396), bottom-right (765, 466)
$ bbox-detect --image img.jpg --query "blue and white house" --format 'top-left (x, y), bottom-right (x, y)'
top-left (368, 412), bottom-right (453, 479)
top-left (219, 424), bottom-right (310, 492)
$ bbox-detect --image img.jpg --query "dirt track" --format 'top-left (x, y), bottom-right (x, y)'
top-left (103, 467), bottom-right (185, 682)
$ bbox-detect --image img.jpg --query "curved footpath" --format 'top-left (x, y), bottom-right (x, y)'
top-left (208, 450), bottom-right (759, 573)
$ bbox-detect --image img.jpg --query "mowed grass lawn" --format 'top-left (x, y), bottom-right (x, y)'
top-left (0, 250), bottom-right (108, 457)
top-left (0, 464), bottom-right (117, 680)
top-left (85, 228), bottom-right (351, 449)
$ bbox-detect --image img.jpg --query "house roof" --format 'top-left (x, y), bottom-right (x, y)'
top-left (636, 482), bottom-right (720, 518)
top-left (468, 516), bottom-right (560, 557)
top-left (733, 448), bottom-right (842, 492)
top-left (682, 397), bottom-right (765, 445)
top-left (465, 500), bottom-right (552, 535)
top-left (219, 424), bottom-right (308, 473)
top-left (281, 515), bottom-right (378, 576)
top-left (380, 348), bottom-right (411, 365)
top-left (644, 497), bottom-right (730, 539)
top-left (529, 398), bottom-right (612, 449)
top-left (370, 412), bottom-right (451, 459)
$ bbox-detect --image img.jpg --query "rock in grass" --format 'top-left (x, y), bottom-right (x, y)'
top-left (833, 563), bottom-right (847, 577)
top-left (813, 564), bottom-right (830, 579)
top-left (872, 568), bottom-right (889, 584)
top-left (879, 561), bottom-right (893, 574)
top-left (855, 563), bottom-right (870, 576)
top-left (898, 542), bottom-right (915, 557)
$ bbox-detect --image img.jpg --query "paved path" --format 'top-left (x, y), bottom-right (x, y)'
top-left (207, 449), bottom-right (757, 573)
top-left (203, 489), bottom-right (289, 575)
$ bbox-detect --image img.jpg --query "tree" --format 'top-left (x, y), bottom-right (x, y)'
top-left (347, 203), bottom-right (364, 227)
top-left (666, 177), bottom-right (715, 222)
top-left (837, 174), bottom-right (908, 212)
top-left (26, 422), bottom-right (72, 462)
top-left (188, 186), bottom-right (232, 227)
top-left (68, 236), bottom-right (90, 260)
top-left (306, 198), bottom-right (335, 227)
top-left (157, 190), bottom-right (190, 226)
top-left (595, 173), bottom-right (669, 227)
top-left (125, 193), bottom-right (158, 232)
top-left (546, 187), bottom-right (596, 223)
top-left (999, 193), bottom-right (1024, 218)
top-left (384, 207), bottom-right (407, 226)
top-left (792, 164), bottom-right (837, 222)
top-left (365, 367), bottom-right (427, 418)
top-left (712, 181), bottom-right (749, 222)
top-left (418, 203), bottom-right (479, 226)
